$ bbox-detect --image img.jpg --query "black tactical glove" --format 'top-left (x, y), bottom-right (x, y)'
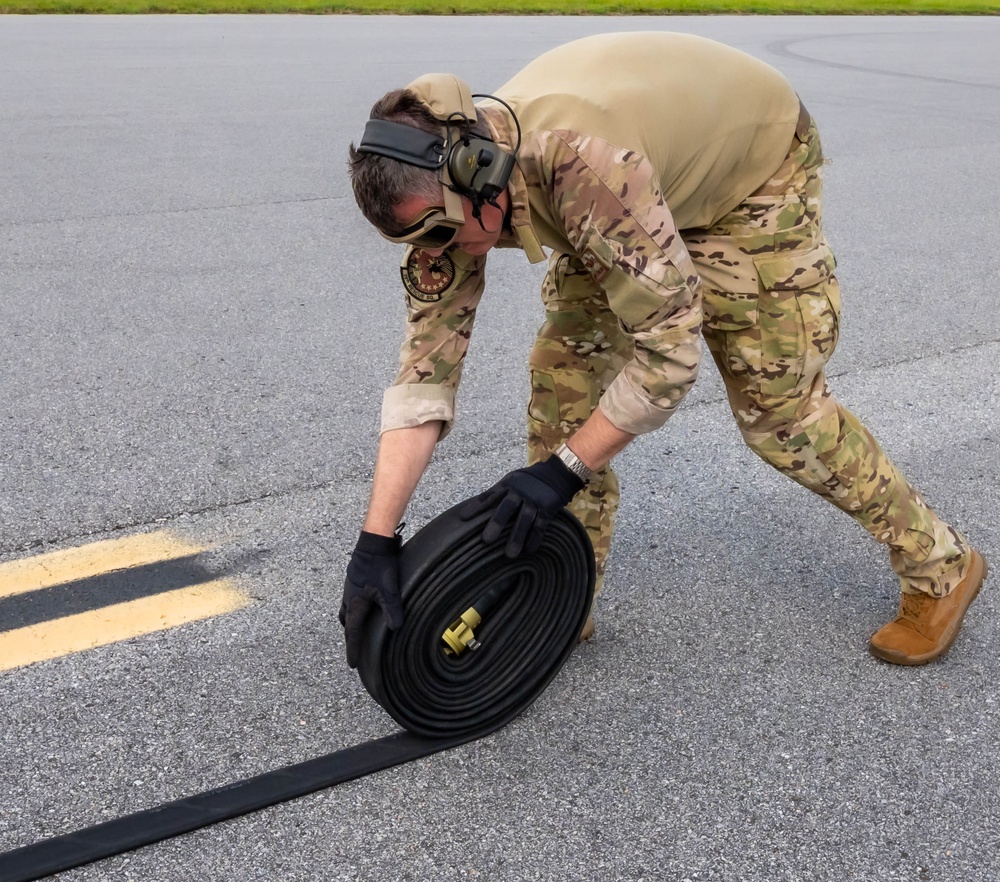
top-left (460, 455), bottom-right (585, 559)
top-left (338, 530), bottom-right (404, 669)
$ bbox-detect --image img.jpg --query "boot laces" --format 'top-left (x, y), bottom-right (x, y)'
top-left (900, 590), bottom-right (934, 623)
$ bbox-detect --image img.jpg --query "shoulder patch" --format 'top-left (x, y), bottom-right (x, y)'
top-left (401, 249), bottom-right (457, 303)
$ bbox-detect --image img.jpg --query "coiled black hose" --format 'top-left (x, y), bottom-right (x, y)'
top-left (360, 503), bottom-right (595, 739)
top-left (0, 503), bottom-right (594, 882)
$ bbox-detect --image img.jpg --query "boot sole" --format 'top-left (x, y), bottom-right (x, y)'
top-left (869, 553), bottom-right (988, 666)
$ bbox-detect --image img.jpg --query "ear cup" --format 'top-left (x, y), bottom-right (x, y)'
top-left (448, 137), bottom-right (499, 191)
top-left (447, 136), bottom-right (516, 207)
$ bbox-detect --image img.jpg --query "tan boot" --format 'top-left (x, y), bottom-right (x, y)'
top-left (869, 550), bottom-right (988, 665)
top-left (578, 613), bottom-right (595, 643)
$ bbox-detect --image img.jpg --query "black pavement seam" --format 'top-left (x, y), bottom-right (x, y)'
top-left (0, 194), bottom-right (350, 230)
top-left (2, 336), bottom-right (996, 559)
top-left (767, 34), bottom-right (1000, 92)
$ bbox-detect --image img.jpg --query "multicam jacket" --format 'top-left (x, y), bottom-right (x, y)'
top-left (382, 32), bottom-right (802, 438)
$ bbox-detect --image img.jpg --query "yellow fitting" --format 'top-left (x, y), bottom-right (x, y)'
top-left (442, 607), bottom-right (482, 656)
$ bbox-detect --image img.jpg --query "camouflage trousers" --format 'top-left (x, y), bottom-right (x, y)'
top-left (527, 114), bottom-right (970, 601)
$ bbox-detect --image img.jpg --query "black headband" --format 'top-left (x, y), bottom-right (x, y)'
top-left (357, 119), bottom-right (447, 169)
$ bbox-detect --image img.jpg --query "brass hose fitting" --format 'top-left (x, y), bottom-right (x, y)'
top-left (442, 608), bottom-right (482, 656)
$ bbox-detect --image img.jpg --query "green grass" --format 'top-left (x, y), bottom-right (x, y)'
top-left (2, 0), bottom-right (996, 12)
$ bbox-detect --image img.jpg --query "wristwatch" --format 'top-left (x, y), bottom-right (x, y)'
top-left (554, 443), bottom-right (593, 483)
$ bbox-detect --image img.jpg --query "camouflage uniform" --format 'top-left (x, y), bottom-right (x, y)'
top-left (380, 33), bottom-right (971, 603)
top-left (524, 113), bottom-right (969, 599)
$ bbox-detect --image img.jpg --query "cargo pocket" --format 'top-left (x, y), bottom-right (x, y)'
top-left (752, 239), bottom-right (839, 399)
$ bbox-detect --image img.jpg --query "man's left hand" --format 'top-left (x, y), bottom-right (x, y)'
top-left (339, 530), bottom-right (404, 669)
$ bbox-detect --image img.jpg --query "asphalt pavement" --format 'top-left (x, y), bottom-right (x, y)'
top-left (1, 14), bottom-right (999, 882)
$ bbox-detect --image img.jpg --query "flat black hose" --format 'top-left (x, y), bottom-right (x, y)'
top-left (0, 502), bottom-right (594, 882)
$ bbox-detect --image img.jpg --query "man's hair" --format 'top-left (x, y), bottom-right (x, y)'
top-left (348, 89), bottom-right (490, 236)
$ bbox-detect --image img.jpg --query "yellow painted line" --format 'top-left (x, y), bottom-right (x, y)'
top-left (0, 531), bottom-right (208, 599)
top-left (0, 579), bottom-right (250, 673)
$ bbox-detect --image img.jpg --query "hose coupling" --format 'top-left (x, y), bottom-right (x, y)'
top-left (442, 608), bottom-right (482, 656)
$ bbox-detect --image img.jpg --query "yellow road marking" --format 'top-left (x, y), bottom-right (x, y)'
top-left (0, 532), bottom-right (208, 599)
top-left (0, 579), bottom-right (251, 672)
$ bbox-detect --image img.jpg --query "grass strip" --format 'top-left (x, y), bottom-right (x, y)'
top-left (4, 0), bottom-right (999, 12)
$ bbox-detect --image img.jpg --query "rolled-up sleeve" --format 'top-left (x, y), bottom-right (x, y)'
top-left (380, 247), bottom-right (486, 439)
top-left (540, 131), bottom-right (702, 435)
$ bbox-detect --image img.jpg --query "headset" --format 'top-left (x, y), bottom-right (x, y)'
top-left (356, 73), bottom-right (521, 249)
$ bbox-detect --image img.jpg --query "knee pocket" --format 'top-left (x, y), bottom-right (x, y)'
top-left (527, 370), bottom-right (594, 431)
top-left (740, 400), bottom-right (853, 502)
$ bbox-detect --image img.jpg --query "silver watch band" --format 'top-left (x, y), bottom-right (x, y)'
top-left (555, 443), bottom-right (593, 483)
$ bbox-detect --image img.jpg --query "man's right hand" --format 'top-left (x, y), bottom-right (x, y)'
top-left (459, 455), bottom-right (585, 558)
top-left (338, 530), bottom-right (404, 669)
